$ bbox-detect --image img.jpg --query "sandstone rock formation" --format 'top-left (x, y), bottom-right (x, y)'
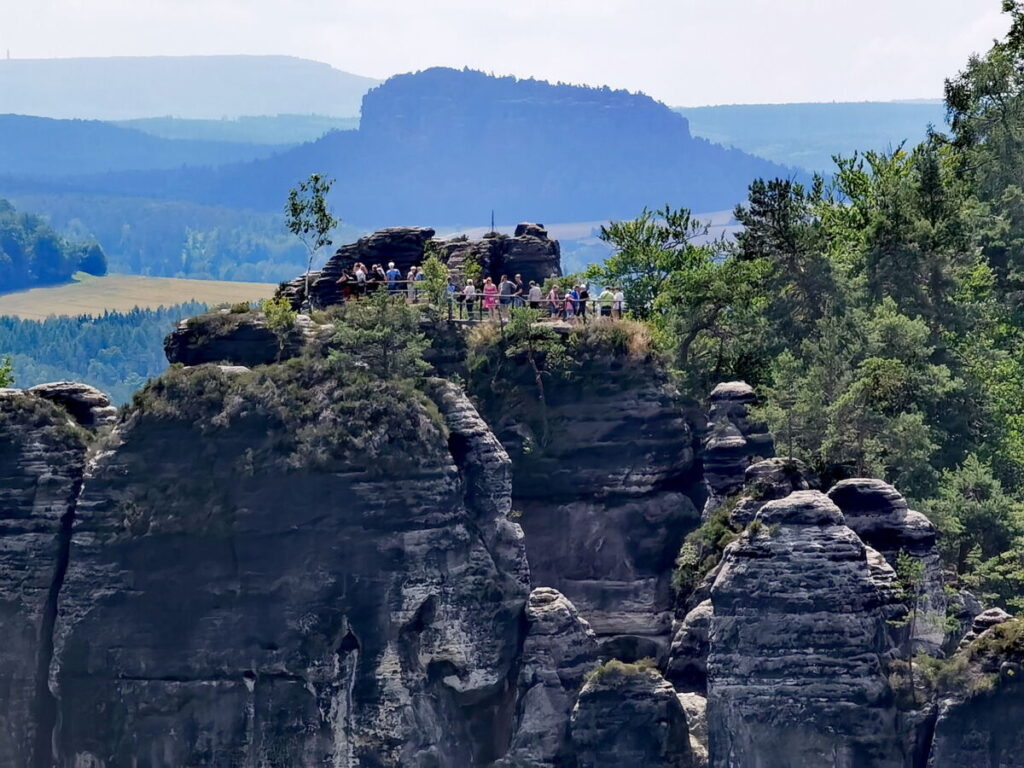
top-left (727, 457), bottom-right (818, 527)
top-left (570, 662), bottom-right (694, 768)
top-left (828, 478), bottom-right (946, 652)
top-left (25, 381), bottom-right (117, 428)
top-left (279, 224), bottom-right (562, 309)
top-left (498, 588), bottom-right (599, 767)
top-left (929, 618), bottom-right (1024, 768)
top-left (0, 390), bottom-right (89, 767)
top-left (46, 365), bottom-right (530, 767)
top-left (701, 382), bottom-right (773, 517)
top-left (492, 366), bottom-right (701, 654)
top-left (706, 491), bottom-right (902, 767)
top-left (165, 308), bottom-right (318, 367)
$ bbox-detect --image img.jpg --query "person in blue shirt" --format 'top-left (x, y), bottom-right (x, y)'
top-left (569, 285), bottom-right (580, 316)
top-left (385, 262), bottom-right (401, 295)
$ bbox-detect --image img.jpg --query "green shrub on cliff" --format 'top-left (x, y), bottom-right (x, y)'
top-left (0, 357), bottom-right (12, 388)
top-left (585, 657), bottom-right (660, 686)
top-left (328, 292), bottom-right (430, 381)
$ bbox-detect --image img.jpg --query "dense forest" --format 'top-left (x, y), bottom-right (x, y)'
top-left (586, 4), bottom-right (1024, 612)
top-left (0, 302), bottom-right (206, 404)
top-left (0, 199), bottom-right (107, 291)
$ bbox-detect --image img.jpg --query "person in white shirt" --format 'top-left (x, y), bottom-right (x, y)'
top-left (463, 280), bottom-right (477, 319)
top-left (613, 288), bottom-right (625, 319)
top-left (527, 280), bottom-right (542, 309)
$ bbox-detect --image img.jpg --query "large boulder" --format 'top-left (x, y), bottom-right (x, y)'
top-left (498, 588), bottom-right (599, 767)
top-left (0, 390), bottom-right (89, 766)
top-left (706, 491), bottom-right (902, 767)
top-left (441, 225), bottom-right (562, 287)
top-left (570, 662), bottom-right (694, 768)
top-left (46, 365), bottom-right (530, 767)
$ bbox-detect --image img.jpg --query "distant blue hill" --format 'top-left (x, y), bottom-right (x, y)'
top-left (0, 115), bottom-right (287, 175)
top-left (0, 56), bottom-right (377, 119)
top-left (12, 68), bottom-right (797, 227)
top-left (112, 115), bottom-right (360, 145)
top-left (676, 101), bottom-right (947, 172)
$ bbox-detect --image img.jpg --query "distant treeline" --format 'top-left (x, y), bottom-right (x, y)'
top-left (0, 302), bottom-right (206, 405)
top-left (0, 199), bottom-right (107, 291)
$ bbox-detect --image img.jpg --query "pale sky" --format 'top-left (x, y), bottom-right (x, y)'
top-left (0, 0), bottom-right (1011, 105)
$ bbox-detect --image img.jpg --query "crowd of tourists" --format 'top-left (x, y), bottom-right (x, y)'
top-left (334, 262), bottom-right (625, 322)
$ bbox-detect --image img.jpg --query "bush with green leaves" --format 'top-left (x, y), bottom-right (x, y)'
top-left (328, 291), bottom-right (431, 381)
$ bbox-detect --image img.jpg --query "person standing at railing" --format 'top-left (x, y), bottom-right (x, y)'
top-left (386, 262), bottom-right (401, 295)
top-left (563, 288), bottom-right (576, 323)
top-left (498, 275), bottom-right (515, 320)
top-left (578, 283), bottom-right (590, 322)
top-left (513, 274), bottom-right (525, 308)
top-left (463, 279), bottom-right (477, 319)
top-left (598, 286), bottom-right (615, 318)
top-left (528, 280), bottom-right (541, 309)
top-left (613, 287), bottom-right (625, 319)
top-left (484, 277), bottom-right (500, 321)
top-left (406, 266), bottom-right (417, 302)
top-left (336, 268), bottom-right (353, 302)
top-left (547, 284), bottom-right (561, 318)
top-left (354, 263), bottom-right (367, 297)
top-left (371, 264), bottom-right (387, 293)
top-left (414, 267), bottom-right (426, 303)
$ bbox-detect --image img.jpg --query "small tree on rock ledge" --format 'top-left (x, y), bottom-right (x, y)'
top-left (285, 173), bottom-right (339, 308)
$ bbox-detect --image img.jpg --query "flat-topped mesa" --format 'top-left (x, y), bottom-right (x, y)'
top-left (278, 223), bottom-right (562, 308)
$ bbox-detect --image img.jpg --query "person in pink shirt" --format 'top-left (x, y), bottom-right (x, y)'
top-left (482, 277), bottom-right (499, 320)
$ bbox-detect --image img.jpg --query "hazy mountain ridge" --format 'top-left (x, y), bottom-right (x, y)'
top-left (677, 100), bottom-right (947, 171)
top-left (0, 55), bottom-right (377, 119)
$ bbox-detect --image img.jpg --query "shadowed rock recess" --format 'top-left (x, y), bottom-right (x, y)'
top-left (1, 229), bottom-right (1022, 767)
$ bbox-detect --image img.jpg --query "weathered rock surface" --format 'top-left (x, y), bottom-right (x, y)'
top-left (701, 382), bottom-right (773, 517)
top-left (676, 692), bottom-right (709, 768)
top-left (164, 310), bottom-right (317, 367)
top-left (727, 457), bottom-right (818, 527)
top-left (828, 478), bottom-right (946, 652)
top-left (706, 491), bottom-right (902, 767)
top-left (498, 588), bottom-right (599, 768)
top-left (440, 224), bottom-right (562, 286)
top-left (929, 618), bottom-right (1024, 768)
top-left (47, 366), bottom-right (530, 767)
top-left (666, 599), bottom-right (713, 692)
top-left (956, 607), bottom-right (1013, 651)
top-left (570, 664), bottom-right (694, 768)
top-left (0, 390), bottom-right (88, 767)
top-left (26, 381), bottom-right (117, 428)
top-left (493, 371), bottom-right (701, 651)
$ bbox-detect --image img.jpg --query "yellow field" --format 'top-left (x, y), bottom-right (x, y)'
top-left (0, 274), bottom-right (278, 320)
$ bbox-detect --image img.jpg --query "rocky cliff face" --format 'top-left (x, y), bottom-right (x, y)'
top-left (46, 365), bottom-right (529, 767)
top-left (706, 491), bottom-right (903, 768)
top-left (0, 389), bottom-right (90, 767)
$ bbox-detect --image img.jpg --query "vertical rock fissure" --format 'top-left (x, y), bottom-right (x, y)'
top-left (31, 472), bottom-right (83, 768)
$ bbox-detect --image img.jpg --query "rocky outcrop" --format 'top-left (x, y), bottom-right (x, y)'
top-left (701, 382), bottom-right (773, 517)
top-left (46, 365), bottom-right (530, 767)
top-left (498, 588), bottom-right (599, 767)
top-left (957, 607), bottom-right (1013, 651)
top-left (828, 478), bottom-right (946, 652)
top-left (666, 599), bottom-right (712, 692)
top-left (929, 618), bottom-right (1024, 768)
top-left (706, 491), bottom-right (902, 767)
top-left (26, 382), bottom-right (117, 428)
top-left (165, 309), bottom-right (321, 367)
top-left (727, 457), bottom-right (818, 527)
top-left (441, 224), bottom-right (562, 286)
top-left (0, 390), bottom-right (89, 767)
top-left (280, 224), bottom-right (561, 309)
top-left (570, 663), bottom-right (694, 768)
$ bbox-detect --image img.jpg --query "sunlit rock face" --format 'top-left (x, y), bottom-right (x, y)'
top-left (47, 368), bottom-right (529, 768)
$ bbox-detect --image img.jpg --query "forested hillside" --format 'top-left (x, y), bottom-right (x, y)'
top-left (0, 199), bottom-right (106, 291)
top-left (585, 6), bottom-right (1024, 612)
top-left (0, 303), bottom-right (205, 404)
top-left (113, 115), bottom-right (359, 145)
top-left (0, 115), bottom-right (286, 176)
